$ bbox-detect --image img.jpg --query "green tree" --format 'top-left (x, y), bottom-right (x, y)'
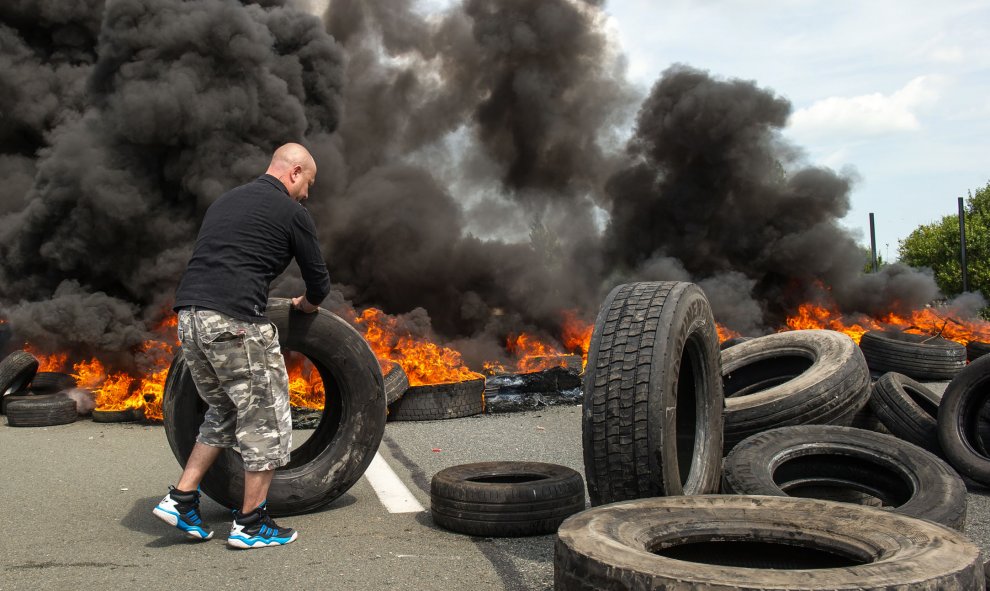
top-left (899, 181), bottom-right (990, 299)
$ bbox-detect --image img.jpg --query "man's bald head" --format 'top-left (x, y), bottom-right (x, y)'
top-left (266, 143), bottom-right (317, 202)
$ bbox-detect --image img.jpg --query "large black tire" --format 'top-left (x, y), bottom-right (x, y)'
top-left (28, 371), bottom-right (77, 394)
top-left (387, 378), bottom-right (485, 421)
top-left (582, 282), bottom-right (723, 506)
top-left (5, 394), bottom-right (78, 427)
top-left (163, 299), bottom-right (386, 516)
top-left (859, 330), bottom-right (966, 380)
top-left (869, 372), bottom-right (941, 454)
top-left (554, 495), bottom-right (982, 590)
top-left (938, 354), bottom-right (990, 485)
top-left (430, 462), bottom-right (585, 537)
top-left (92, 407), bottom-right (145, 423)
top-left (967, 340), bottom-right (990, 363)
top-left (383, 363), bottom-right (410, 406)
top-left (722, 330), bottom-right (870, 452)
top-left (722, 425), bottom-right (967, 530)
top-left (0, 351), bottom-right (39, 413)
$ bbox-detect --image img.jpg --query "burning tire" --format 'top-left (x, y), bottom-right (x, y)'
top-left (383, 363), bottom-right (409, 406)
top-left (5, 393), bottom-right (77, 427)
top-left (859, 330), bottom-right (966, 381)
top-left (0, 350), bottom-right (39, 413)
top-left (387, 378), bottom-right (485, 421)
top-left (163, 299), bottom-right (386, 516)
top-left (722, 330), bottom-right (870, 452)
top-left (92, 407), bottom-right (145, 423)
top-left (722, 425), bottom-right (967, 530)
top-left (938, 354), bottom-right (990, 486)
top-left (29, 372), bottom-right (77, 395)
top-left (430, 461), bottom-right (585, 537)
top-left (582, 282), bottom-right (723, 506)
top-left (869, 372), bottom-right (941, 454)
top-left (553, 495), bottom-right (982, 590)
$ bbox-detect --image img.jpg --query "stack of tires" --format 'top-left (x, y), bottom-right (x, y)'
top-left (0, 351), bottom-right (79, 427)
top-left (552, 282), bottom-right (987, 590)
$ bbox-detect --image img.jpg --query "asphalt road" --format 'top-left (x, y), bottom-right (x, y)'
top-left (1, 391), bottom-right (988, 591)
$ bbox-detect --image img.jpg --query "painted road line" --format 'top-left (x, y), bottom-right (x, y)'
top-left (364, 451), bottom-right (426, 513)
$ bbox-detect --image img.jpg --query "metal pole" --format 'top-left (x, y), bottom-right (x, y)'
top-left (959, 197), bottom-right (969, 292)
top-left (869, 213), bottom-right (878, 272)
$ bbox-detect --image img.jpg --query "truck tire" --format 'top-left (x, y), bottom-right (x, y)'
top-left (582, 282), bottom-right (723, 506)
top-left (722, 425), bottom-right (966, 530)
top-left (29, 372), bottom-right (77, 394)
top-left (163, 299), bottom-right (386, 516)
top-left (554, 495), bottom-right (982, 590)
top-left (431, 462), bottom-right (584, 537)
top-left (383, 363), bottom-right (409, 405)
top-left (938, 354), bottom-right (990, 485)
top-left (0, 351), bottom-right (39, 413)
top-left (387, 378), bottom-right (485, 421)
top-left (5, 393), bottom-right (78, 427)
top-left (722, 330), bottom-right (870, 452)
top-left (859, 330), bottom-right (966, 380)
top-left (869, 372), bottom-right (941, 454)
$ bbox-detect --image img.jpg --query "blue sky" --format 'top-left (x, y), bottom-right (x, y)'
top-left (603, 0), bottom-right (990, 261)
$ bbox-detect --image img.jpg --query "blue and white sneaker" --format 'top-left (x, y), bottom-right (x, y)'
top-left (227, 502), bottom-right (297, 549)
top-left (152, 486), bottom-right (214, 540)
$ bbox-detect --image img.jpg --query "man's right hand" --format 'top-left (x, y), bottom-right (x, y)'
top-left (292, 295), bottom-right (319, 313)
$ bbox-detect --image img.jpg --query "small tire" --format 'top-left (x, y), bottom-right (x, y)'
top-left (722, 425), bottom-right (967, 530)
top-left (722, 330), bottom-right (870, 452)
top-left (938, 354), bottom-right (990, 485)
top-left (5, 394), bottom-right (78, 427)
top-left (387, 378), bottom-right (484, 421)
top-left (869, 372), bottom-right (941, 454)
top-left (383, 363), bottom-right (410, 406)
top-left (430, 462), bottom-right (585, 537)
top-left (92, 407), bottom-right (145, 423)
top-left (582, 282), bottom-right (723, 506)
top-left (0, 351), bottom-right (39, 412)
top-left (554, 495), bottom-right (983, 590)
top-left (29, 372), bottom-right (78, 394)
top-left (859, 330), bottom-right (966, 380)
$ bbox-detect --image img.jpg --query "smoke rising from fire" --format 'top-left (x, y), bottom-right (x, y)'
top-left (0, 0), bottom-right (948, 372)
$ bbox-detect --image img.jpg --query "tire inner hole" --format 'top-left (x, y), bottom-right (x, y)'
top-left (724, 355), bottom-right (813, 398)
top-left (773, 453), bottom-right (913, 507)
top-left (675, 335), bottom-right (701, 487)
top-left (466, 474), bottom-right (550, 484)
top-left (652, 537), bottom-right (869, 569)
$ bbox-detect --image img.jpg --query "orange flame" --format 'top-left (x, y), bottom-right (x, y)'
top-left (717, 323), bottom-right (742, 342)
top-left (784, 302), bottom-right (990, 345)
top-left (355, 308), bottom-right (483, 386)
top-left (561, 310), bottom-right (593, 369)
top-left (285, 352), bottom-right (325, 410)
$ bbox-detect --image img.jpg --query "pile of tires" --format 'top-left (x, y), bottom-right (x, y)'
top-left (0, 351), bottom-right (78, 427)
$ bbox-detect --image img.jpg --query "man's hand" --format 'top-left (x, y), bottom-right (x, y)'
top-left (292, 295), bottom-right (319, 313)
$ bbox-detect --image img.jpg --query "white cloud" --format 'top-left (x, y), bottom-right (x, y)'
top-left (788, 76), bottom-right (940, 139)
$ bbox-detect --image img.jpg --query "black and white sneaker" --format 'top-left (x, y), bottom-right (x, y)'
top-left (152, 486), bottom-right (214, 540)
top-left (227, 502), bottom-right (297, 549)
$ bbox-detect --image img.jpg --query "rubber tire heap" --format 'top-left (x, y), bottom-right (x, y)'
top-left (859, 330), bottom-right (966, 381)
top-left (869, 372), bottom-right (942, 454)
top-left (387, 378), bottom-right (485, 421)
top-left (430, 462), bottom-right (585, 537)
top-left (163, 299), bottom-right (386, 515)
top-left (938, 354), bottom-right (990, 486)
top-left (5, 394), bottom-right (77, 427)
top-left (383, 363), bottom-right (409, 405)
top-left (554, 495), bottom-right (982, 590)
top-left (722, 425), bottom-right (966, 530)
top-left (722, 330), bottom-right (870, 452)
top-left (0, 351), bottom-right (39, 412)
top-left (582, 282), bottom-right (723, 506)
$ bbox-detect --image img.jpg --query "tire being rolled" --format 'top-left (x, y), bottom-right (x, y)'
top-left (430, 462), bottom-right (585, 537)
top-left (5, 393), bottom-right (77, 427)
top-left (163, 299), bottom-right (386, 516)
top-left (938, 354), bottom-right (990, 486)
top-left (722, 425), bottom-right (967, 530)
top-left (387, 378), bottom-right (485, 421)
top-left (859, 330), bottom-right (966, 381)
top-left (582, 282), bottom-right (723, 506)
top-left (722, 330), bottom-right (870, 452)
top-left (554, 495), bottom-right (983, 590)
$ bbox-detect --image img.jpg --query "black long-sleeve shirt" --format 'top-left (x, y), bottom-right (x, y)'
top-left (174, 175), bottom-right (331, 322)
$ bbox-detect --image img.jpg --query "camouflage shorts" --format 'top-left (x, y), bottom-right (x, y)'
top-left (177, 307), bottom-right (291, 471)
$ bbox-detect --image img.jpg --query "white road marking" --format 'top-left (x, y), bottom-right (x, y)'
top-left (364, 451), bottom-right (425, 513)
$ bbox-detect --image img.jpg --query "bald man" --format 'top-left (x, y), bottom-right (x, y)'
top-left (155, 143), bottom-right (330, 548)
